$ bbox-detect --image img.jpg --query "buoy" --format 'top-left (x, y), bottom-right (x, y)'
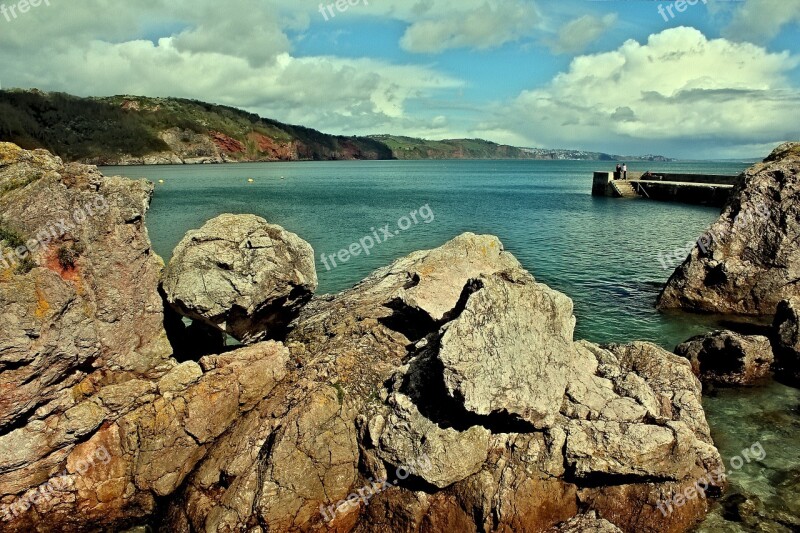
top-left (248, 178), bottom-right (255, 183)
top-left (280, 176), bottom-right (285, 180)
top-left (158, 179), bottom-right (164, 184)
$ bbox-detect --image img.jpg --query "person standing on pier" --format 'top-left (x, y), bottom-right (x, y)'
top-left (615, 163), bottom-right (621, 180)
top-left (622, 163), bottom-right (628, 180)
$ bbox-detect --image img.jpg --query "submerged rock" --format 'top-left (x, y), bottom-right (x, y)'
top-left (658, 142), bottom-right (800, 315)
top-left (162, 213), bottom-right (317, 344)
top-left (675, 330), bottom-right (774, 386)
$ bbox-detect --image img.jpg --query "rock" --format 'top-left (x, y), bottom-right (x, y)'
top-left (658, 142), bottom-right (800, 315)
top-left (675, 330), bottom-right (774, 386)
top-left (163, 234), bottom-right (724, 532)
top-left (0, 145), bottom-right (295, 532)
top-left (773, 298), bottom-right (800, 383)
top-left (157, 361), bottom-right (203, 394)
top-left (368, 392), bottom-right (491, 488)
top-left (162, 214), bottom-right (317, 344)
top-left (436, 271), bottom-right (574, 428)
top-left (0, 143), bottom-right (175, 531)
top-left (566, 420), bottom-right (698, 479)
top-left (0, 151), bottom-right (727, 533)
top-left (551, 511), bottom-right (622, 532)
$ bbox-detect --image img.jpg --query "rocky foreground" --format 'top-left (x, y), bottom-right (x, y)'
top-left (0, 143), bottom-right (725, 532)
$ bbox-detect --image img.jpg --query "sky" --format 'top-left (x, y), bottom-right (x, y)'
top-left (0, 0), bottom-right (798, 159)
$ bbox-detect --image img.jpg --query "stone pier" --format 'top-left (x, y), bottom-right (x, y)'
top-left (592, 171), bottom-right (738, 206)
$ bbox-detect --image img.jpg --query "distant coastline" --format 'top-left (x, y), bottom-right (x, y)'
top-left (0, 89), bottom-right (675, 166)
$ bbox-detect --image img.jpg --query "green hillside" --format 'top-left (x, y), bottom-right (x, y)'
top-left (0, 90), bottom-right (393, 163)
top-left (0, 90), bottom-right (673, 164)
top-left (369, 135), bottom-right (537, 160)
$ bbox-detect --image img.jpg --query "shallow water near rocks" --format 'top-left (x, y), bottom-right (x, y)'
top-left (107, 159), bottom-right (799, 530)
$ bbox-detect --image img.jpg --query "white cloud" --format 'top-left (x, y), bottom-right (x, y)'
top-left (494, 27), bottom-right (800, 156)
top-left (398, 0), bottom-right (540, 53)
top-left (545, 14), bottom-right (617, 55)
top-left (0, 0), bottom-right (464, 137)
top-left (0, 1), bottom-right (797, 157)
top-left (722, 0), bottom-right (800, 43)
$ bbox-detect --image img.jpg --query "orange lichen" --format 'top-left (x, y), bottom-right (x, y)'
top-left (34, 286), bottom-right (50, 318)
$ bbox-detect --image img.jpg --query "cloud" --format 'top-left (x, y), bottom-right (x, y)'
top-left (722, 0), bottom-right (800, 43)
top-left (545, 14), bottom-right (617, 55)
top-left (495, 27), bottom-right (800, 155)
top-left (0, 1), bottom-right (796, 157)
top-left (0, 0), bottom-right (463, 137)
top-left (399, 1), bottom-right (540, 53)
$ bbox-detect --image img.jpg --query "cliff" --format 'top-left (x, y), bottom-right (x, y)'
top-left (0, 90), bottom-right (393, 164)
top-left (0, 90), bottom-right (673, 165)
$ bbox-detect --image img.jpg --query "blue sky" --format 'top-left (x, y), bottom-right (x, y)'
top-left (0, 0), bottom-right (798, 159)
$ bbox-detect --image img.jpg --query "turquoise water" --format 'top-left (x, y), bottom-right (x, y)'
top-left (698, 380), bottom-right (800, 532)
top-left (105, 160), bottom-right (799, 531)
top-left (105, 159), bottom-right (749, 348)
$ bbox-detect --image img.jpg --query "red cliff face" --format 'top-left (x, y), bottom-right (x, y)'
top-left (247, 132), bottom-right (299, 160)
top-left (209, 131), bottom-right (245, 154)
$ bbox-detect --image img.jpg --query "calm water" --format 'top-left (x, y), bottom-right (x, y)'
top-left (104, 160), bottom-right (798, 531)
top-left (106, 159), bottom-right (750, 346)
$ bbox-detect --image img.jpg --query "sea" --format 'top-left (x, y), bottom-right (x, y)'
top-left (103, 159), bottom-right (800, 532)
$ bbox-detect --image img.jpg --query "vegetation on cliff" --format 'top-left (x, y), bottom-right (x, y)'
top-left (0, 90), bottom-right (392, 163)
top-left (0, 90), bottom-right (672, 164)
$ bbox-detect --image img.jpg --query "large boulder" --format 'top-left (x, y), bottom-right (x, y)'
top-left (658, 142), bottom-right (800, 315)
top-left (674, 330), bottom-right (774, 386)
top-left (162, 213), bottom-right (317, 344)
top-left (435, 271), bottom-right (574, 429)
top-left (773, 298), bottom-right (800, 383)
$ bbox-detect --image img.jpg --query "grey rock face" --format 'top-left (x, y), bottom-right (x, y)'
top-left (675, 330), bottom-right (774, 386)
top-left (368, 392), bottom-right (491, 489)
top-left (436, 271), bottom-right (574, 428)
top-left (658, 142), bottom-right (800, 315)
top-left (162, 214), bottom-right (317, 343)
top-left (562, 342), bottom-right (720, 481)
